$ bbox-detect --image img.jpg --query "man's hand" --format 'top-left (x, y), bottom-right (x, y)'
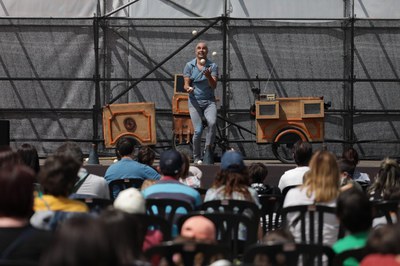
top-left (203, 67), bottom-right (212, 78)
top-left (187, 86), bottom-right (194, 93)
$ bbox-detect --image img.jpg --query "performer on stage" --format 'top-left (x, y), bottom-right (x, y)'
top-left (183, 42), bottom-right (218, 165)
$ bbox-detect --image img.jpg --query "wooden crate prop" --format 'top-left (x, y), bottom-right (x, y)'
top-left (255, 97), bottom-right (324, 143)
top-left (102, 103), bottom-right (157, 147)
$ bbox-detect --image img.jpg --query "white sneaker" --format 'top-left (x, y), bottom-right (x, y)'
top-left (194, 159), bottom-right (203, 165)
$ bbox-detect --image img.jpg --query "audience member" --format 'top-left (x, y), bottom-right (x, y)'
top-left (40, 215), bottom-right (119, 266)
top-left (333, 188), bottom-right (372, 266)
top-left (338, 159), bottom-right (363, 191)
top-left (180, 215), bottom-right (216, 244)
top-left (113, 187), bottom-right (163, 250)
top-left (99, 208), bottom-right (149, 265)
top-left (367, 158), bottom-right (400, 201)
top-left (142, 149), bottom-right (202, 236)
top-left (31, 155), bottom-right (89, 230)
top-left (204, 150), bottom-right (262, 240)
top-left (263, 228), bottom-right (295, 245)
top-left (278, 140), bottom-right (312, 191)
top-left (179, 151), bottom-right (202, 188)
top-left (248, 162), bottom-right (280, 195)
top-left (361, 224), bottom-right (400, 265)
top-left (137, 145), bottom-right (157, 170)
top-left (104, 137), bottom-right (160, 190)
top-left (33, 154), bottom-right (88, 213)
top-left (205, 150), bottom-right (260, 207)
top-left (342, 147), bottom-right (370, 184)
top-left (0, 148), bottom-right (22, 169)
top-left (17, 143), bottom-right (40, 174)
top-left (283, 150), bottom-right (340, 246)
top-left (55, 142), bottom-right (110, 199)
top-left (0, 165), bottom-right (53, 262)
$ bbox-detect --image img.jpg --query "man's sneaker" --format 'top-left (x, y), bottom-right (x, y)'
top-left (194, 159), bottom-right (203, 165)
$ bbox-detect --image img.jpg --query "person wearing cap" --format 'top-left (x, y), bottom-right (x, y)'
top-left (204, 150), bottom-right (262, 241)
top-left (141, 149), bottom-right (202, 236)
top-left (113, 188), bottom-right (163, 251)
top-left (204, 150), bottom-right (260, 207)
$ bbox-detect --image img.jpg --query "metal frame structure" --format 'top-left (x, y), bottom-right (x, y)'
top-left (1, 0), bottom-right (399, 159)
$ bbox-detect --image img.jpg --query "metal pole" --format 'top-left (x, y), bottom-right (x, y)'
top-left (349, 0), bottom-right (355, 146)
top-left (221, 0), bottom-right (229, 145)
top-left (93, 2), bottom-right (101, 144)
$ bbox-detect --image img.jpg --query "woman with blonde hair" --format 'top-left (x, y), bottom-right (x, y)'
top-left (283, 150), bottom-right (340, 246)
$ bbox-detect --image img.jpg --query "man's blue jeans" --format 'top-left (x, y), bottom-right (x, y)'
top-left (188, 98), bottom-right (217, 161)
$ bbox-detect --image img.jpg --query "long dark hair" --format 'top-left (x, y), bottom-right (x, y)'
top-left (18, 143), bottom-right (40, 174)
top-left (212, 168), bottom-right (253, 201)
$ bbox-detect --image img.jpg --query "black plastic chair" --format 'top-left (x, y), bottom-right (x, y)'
top-left (75, 197), bottom-right (113, 214)
top-left (144, 241), bottom-right (231, 266)
top-left (0, 261), bottom-right (38, 266)
top-left (178, 210), bottom-right (258, 260)
top-left (258, 194), bottom-right (284, 235)
top-left (242, 243), bottom-right (335, 266)
top-left (131, 213), bottom-right (172, 241)
top-left (145, 198), bottom-right (195, 236)
top-left (333, 247), bottom-right (369, 266)
top-left (200, 199), bottom-right (260, 221)
top-left (108, 178), bottom-right (144, 201)
top-left (371, 200), bottom-right (400, 224)
top-left (281, 204), bottom-right (344, 245)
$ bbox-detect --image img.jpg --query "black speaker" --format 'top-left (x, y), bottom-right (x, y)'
top-left (0, 120), bottom-right (10, 147)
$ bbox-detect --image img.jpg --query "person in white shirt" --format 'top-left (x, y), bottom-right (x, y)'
top-left (278, 140), bottom-right (313, 192)
top-left (283, 150), bottom-right (340, 247)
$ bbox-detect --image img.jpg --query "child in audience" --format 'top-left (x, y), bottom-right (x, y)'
top-left (249, 162), bottom-right (281, 195)
top-left (333, 188), bottom-right (372, 266)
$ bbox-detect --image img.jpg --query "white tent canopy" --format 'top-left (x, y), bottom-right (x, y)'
top-left (0, 0), bottom-right (399, 19)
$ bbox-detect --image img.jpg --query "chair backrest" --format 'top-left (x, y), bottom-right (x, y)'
top-left (242, 243), bottom-right (335, 266)
top-left (178, 210), bottom-right (258, 260)
top-left (258, 194), bottom-right (284, 235)
top-left (333, 247), bottom-right (369, 266)
top-left (0, 260), bottom-right (38, 266)
top-left (131, 213), bottom-right (172, 241)
top-left (145, 198), bottom-right (194, 236)
top-left (144, 241), bottom-right (231, 266)
top-left (282, 185), bottom-right (298, 200)
top-left (75, 197), bottom-right (113, 214)
top-left (200, 199), bottom-right (260, 221)
top-left (281, 204), bottom-right (342, 245)
top-left (108, 178), bottom-right (144, 201)
top-left (371, 200), bottom-right (400, 224)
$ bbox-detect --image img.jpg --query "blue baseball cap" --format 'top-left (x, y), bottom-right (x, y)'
top-left (220, 150), bottom-right (245, 172)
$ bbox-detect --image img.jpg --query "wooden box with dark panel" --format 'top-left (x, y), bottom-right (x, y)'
top-left (102, 102), bottom-right (157, 148)
top-left (255, 97), bottom-right (325, 144)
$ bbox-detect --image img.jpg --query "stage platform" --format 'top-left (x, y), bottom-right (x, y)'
top-left (85, 160), bottom-right (380, 189)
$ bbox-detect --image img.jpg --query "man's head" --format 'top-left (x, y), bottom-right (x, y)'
top-left (195, 42), bottom-right (208, 60)
top-left (336, 188), bottom-right (372, 234)
top-left (159, 150), bottom-right (183, 177)
top-left (38, 154), bottom-right (81, 197)
top-left (180, 216), bottom-right (216, 243)
top-left (116, 137), bottom-right (137, 157)
top-left (55, 142), bottom-right (84, 165)
top-left (293, 140), bottom-right (313, 166)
